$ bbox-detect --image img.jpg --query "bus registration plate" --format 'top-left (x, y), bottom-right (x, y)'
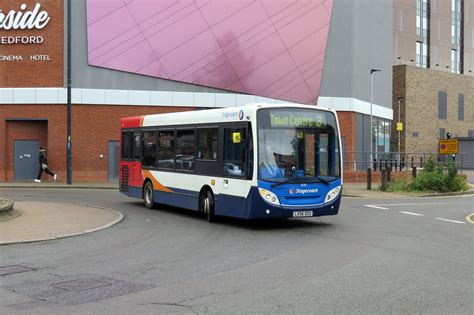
top-left (293, 211), bottom-right (313, 217)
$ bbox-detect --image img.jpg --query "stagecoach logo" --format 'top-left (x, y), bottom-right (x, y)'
top-left (289, 188), bottom-right (318, 195)
top-left (222, 110), bottom-right (244, 120)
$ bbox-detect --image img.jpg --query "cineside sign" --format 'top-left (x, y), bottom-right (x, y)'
top-left (0, 3), bottom-right (50, 45)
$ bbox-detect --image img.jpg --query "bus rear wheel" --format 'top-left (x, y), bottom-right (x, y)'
top-left (144, 181), bottom-right (155, 209)
top-left (200, 190), bottom-right (215, 222)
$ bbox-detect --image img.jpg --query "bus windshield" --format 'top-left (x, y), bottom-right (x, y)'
top-left (257, 108), bottom-right (341, 184)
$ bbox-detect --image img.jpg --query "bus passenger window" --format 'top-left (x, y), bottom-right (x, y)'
top-left (197, 128), bottom-right (217, 160)
top-left (176, 129), bottom-right (195, 171)
top-left (132, 134), bottom-right (141, 160)
top-left (223, 128), bottom-right (245, 177)
top-left (142, 131), bottom-right (157, 168)
top-left (157, 130), bottom-right (174, 169)
top-left (121, 132), bottom-right (132, 160)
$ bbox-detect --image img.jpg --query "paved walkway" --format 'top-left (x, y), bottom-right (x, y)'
top-left (0, 182), bottom-right (118, 189)
top-left (0, 202), bottom-right (123, 245)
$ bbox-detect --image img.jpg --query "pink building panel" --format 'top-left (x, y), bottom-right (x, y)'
top-left (86, 0), bottom-right (333, 104)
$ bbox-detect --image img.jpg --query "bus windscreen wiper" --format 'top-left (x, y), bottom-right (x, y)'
top-left (314, 176), bottom-right (330, 185)
top-left (271, 177), bottom-right (292, 188)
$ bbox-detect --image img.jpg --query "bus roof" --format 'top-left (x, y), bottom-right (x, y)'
top-left (121, 103), bottom-right (336, 129)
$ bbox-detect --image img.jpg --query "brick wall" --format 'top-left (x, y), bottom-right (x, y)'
top-left (0, 0), bottom-right (63, 87)
top-left (0, 104), bottom-right (195, 182)
top-left (336, 111), bottom-right (357, 172)
top-left (393, 65), bottom-right (474, 154)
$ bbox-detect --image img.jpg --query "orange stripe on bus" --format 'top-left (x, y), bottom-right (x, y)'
top-left (142, 170), bottom-right (173, 193)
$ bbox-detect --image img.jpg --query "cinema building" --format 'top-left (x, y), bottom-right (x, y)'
top-left (0, 0), bottom-right (393, 182)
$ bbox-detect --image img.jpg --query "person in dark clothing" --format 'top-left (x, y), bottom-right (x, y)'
top-left (34, 147), bottom-right (57, 182)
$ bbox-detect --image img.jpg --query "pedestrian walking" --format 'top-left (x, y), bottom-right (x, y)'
top-left (34, 146), bottom-right (57, 183)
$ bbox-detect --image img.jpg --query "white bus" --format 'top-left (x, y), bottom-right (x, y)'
top-left (120, 103), bottom-right (342, 221)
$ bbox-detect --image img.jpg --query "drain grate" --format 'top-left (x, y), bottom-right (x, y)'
top-left (51, 279), bottom-right (112, 292)
top-left (0, 265), bottom-right (36, 276)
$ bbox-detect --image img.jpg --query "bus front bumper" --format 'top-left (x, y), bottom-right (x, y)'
top-left (245, 187), bottom-right (342, 219)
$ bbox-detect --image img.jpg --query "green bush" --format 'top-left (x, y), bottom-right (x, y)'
top-left (387, 156), bottom-right (468, 193)
top-left (386, 177), bottom-right (410, 192)
top-left (408, 170), bottom-right (448, 192)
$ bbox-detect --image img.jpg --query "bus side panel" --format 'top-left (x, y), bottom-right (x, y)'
top-left (153, 188), bottom-right (199, 211)
top-left (214, 194), bottom-right (246, 218)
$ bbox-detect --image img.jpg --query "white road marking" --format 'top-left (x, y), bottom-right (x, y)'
top-left (364, 205), bottom-right (388, 210)
top-left (435, 218), bottom-right (466, 224)
top-left (399, 211), bottom-right (424, 216)
top-left (375, 202), bottom-right (456, 206)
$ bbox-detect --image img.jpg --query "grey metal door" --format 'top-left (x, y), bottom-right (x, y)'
top-left (15, 141), bottom-right (39, 180)
top-left (108, 141), bottom-right (120, 181)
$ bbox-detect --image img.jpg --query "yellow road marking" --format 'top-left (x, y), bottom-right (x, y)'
top-left (466, 213), bottom-right (474, 224)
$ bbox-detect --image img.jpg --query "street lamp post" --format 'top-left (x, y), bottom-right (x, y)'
top-left (67, 0), bottom-right (72, 184)
top-left (369, 69), bottom-right (381, 169)
top-left (397, 96), bottom-right (403, 165)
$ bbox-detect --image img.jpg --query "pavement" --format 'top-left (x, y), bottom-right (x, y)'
top-left (0, 201), bottom-right (123, 245)
top-left (0, 179), bottom-right (471, 245)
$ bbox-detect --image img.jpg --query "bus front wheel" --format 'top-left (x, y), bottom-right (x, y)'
top-left (200, 190), bottom-right (215, 222)
top-left (143, 181), bottom-right (155, 209)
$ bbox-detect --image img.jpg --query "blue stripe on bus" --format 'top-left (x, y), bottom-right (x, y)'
top-left (124, 184), bottom-right (341, 219)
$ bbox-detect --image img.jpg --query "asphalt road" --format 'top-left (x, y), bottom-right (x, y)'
top-left (0, 189), bottom-right (472, 314)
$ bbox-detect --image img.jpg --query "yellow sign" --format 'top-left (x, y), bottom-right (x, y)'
top-left (232, 132), bottom-right (241, 143)
top-left (396, 122), bottom-right (403, 131)
top-left (439, 139), bottom-right (458, 154)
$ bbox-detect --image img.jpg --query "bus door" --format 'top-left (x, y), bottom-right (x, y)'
top-left (219, 123), bottom-right (251, 215)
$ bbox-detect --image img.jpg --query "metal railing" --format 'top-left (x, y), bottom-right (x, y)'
top-left (342, 151), bottom-right (467, 172)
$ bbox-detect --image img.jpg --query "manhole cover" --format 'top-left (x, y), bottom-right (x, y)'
top-left (5, 274), bottom-right (155, 306)
top-left (0, 265), bottom-right (36, 276)
top-left (51, 279), bottom-right (112, 291)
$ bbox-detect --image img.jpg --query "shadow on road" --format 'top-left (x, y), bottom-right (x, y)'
top-left (124, 201), bottom-right (334, 231)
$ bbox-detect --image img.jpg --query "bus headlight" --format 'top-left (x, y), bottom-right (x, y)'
top-left (325, 186), bottom-right (341, 203)
top-left (258, 188), bottom-right (280, 206)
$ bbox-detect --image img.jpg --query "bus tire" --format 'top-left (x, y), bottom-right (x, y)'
top-left (143, 181), bottom-right (155, 209)
top-left (200, 189), bottom-right (216, 222)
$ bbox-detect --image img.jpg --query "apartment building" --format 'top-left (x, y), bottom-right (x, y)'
top-left (392, 0), bottom-right (473, 163)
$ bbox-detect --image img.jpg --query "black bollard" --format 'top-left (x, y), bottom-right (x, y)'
top-left (381, 169), bottom-right (387, 191)
top-left (412, 166), bottom-right (417, 178)
top-left (367, 168), bottom-right (372, 190)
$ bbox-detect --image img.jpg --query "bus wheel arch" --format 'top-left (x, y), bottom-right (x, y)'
top-left (199, 186), bottom-right (216, 222)
top-left (143, 179), bottom-right (155, 209)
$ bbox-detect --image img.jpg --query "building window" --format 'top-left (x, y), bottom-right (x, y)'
top-left (451, 49), bottom-right (460, 74)
top-left (416, 0), bottom-right (429, 38)
top-left (468, 130), bottom-right (474, 137)
top-left (438, 91), bottom-right (447, 119)
top-left (416, 41), bottom-right (428, 68)
top-left (451, 0), bottom-right (461, 45)
top-left (458, 94), bottom-right (464, 121)
top-left (412, 132), bottom-right (419, 137)
top-left (439, 128), bottom-right (446, 139)
top-left (415, 0), bottom-right (429, 68)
